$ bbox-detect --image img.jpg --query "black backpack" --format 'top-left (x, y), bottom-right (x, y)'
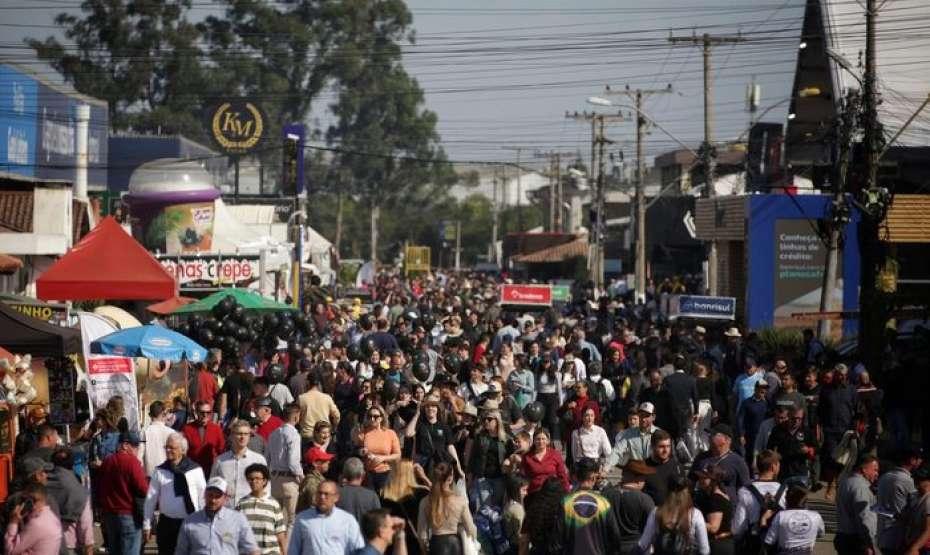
top-left (654, 522), bottom-right (690, 555)
top-left (747, 482), bottom-right (788, 536)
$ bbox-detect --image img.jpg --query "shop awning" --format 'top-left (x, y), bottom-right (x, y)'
top-left (0, 301), bottom-right (80, 357)
top-left (36, 216), bottom-right (177, 301)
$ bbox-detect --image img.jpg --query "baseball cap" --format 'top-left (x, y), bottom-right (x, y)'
top-left (638, 402), bottom-right (655, 415)
top-left (305, 446), bottom-right (335, 463)
top-left (206, 476), bottom-right (228, 493)
top-left (119, 431), bottom-right (142, 446)
top-left (255, 397), bottom-right (274, 408)
top-left (711, 423), bottom-right (734, 439)
top-left (487, 382), bottom-right (502, 393)
top-left (21, 457), bottom-right (53, 475)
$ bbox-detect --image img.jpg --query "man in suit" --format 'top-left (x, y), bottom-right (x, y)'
top-left (663, 354), bottom-right (698, 440)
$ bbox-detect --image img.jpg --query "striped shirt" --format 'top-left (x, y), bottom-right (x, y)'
top-left (237, 493), bottom-right (286, 555)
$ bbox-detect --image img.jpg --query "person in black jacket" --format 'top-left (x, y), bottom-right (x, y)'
top-left (663, 355), bottom-right (699, 439)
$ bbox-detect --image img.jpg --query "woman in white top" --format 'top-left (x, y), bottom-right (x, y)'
top-left (763, 486), bottom-right (825, 555)
top-left (638, 476), bottom-right (710, 555)
top-left (569, 407), bottom-right (612, 464)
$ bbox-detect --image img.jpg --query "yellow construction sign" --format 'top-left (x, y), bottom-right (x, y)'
top-left (405, 245), bottom-right (431, 275)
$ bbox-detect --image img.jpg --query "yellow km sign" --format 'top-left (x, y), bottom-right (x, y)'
top-left (209, 101), bottom-right (265, 155)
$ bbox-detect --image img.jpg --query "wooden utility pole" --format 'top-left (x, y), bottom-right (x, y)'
top-left (669, 32), bottom-right (746, 296)
top-left (566, 111), bottom-right (622, 289)
top-left (604, 84), bottom-right (673, 303)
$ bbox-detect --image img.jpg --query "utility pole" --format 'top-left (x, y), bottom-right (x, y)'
top-left (491, 167), bottom-right (500, 265)
top-left (603, 84), bottom-right (673, 303)
top-left (859, 0), bottom-right (889, 375)
top-left (670, 32), bottom-right (746, 296)
top-left (818, 91), bottom-right (859, 340)
top-left (501, 147), bottom-right (526, 231)
top-left (534, 150), bottom-right (577, 232)
top-left (454, 220), bottom-right (461, 271)
top-left (566, 111), bottom-right (622, 289)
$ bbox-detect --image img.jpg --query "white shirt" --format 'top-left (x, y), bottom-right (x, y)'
top-left (211, 449), bottom-right (267, 506)
top-left (143, 463), bottom-right (206, 529)
top-left (732, 481), bottom-right (788, 537)
top-left (764, 509), bottom-right (825, 550)
top-left (570, 424), bottom-right (612, 463)
top-left (141, 421), bottom-right (175, 477)
top-left (638, 507), bottom-right (710, 555)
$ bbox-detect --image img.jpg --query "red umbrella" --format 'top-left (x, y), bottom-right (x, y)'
top-left (146, 296), bottom-right (196, 315)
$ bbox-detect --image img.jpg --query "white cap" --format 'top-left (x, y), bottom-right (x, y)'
top-left (694, 325), bottom-right (706, 335)
top-left (638, 402), bottom-right (656, 415)
top-left (206, 476), bottom-right (228, 493)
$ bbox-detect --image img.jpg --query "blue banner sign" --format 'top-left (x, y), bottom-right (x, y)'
top-left (0, 65), bottom-right (38, 177)
top-left (669, 295), bottom-right (737, 321)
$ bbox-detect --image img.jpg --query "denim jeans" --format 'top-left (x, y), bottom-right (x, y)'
top-left (102, 513), bottom-right (142, 555)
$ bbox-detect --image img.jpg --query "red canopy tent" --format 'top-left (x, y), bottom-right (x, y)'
top-left (37, 216), bottom-right (177, 301)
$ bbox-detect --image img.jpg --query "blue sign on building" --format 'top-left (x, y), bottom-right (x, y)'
top-left (670, 295), bottom-right (737, 321)
top-left (35, 82), bottom-right (108, 188)
top-left (0, 65), bottom-right (38, 177)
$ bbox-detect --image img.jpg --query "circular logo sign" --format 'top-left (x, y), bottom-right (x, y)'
top-left (208, 100), bottom-right (265, 155)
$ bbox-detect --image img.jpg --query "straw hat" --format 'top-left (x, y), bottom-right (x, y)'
top-left (723, 327), bottom-right (741, 338)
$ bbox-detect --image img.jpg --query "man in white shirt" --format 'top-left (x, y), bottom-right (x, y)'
top-left (211, 419), bottom-right (267, 507)
top-left (143, 433), bottom-right (207, 555)
top-left (142, 400), bottom-right (176, 476)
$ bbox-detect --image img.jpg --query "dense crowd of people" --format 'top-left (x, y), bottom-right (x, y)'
top-left (4, 270), bottom-right (930, 555)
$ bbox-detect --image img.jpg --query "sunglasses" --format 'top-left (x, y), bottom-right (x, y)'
top-left (369, 413), bottom-right (382, 419)
top-left (483, 417), bottom-right (496, 422)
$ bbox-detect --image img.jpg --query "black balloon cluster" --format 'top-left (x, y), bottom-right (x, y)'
top-left (172, 295), bottom-right (315, 359)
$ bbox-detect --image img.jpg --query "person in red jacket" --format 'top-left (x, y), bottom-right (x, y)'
top-left (182, 401), bottom-right (225, 472)
top-left (560, 381), bottom-right (601, 440)
top-left (98, 431), bottom-right (149, 555)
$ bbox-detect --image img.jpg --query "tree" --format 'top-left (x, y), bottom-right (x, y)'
top-left (28, 0), bottom-right (212, 139)
top-left (199, 0), bottom-right (342, 159)
top-left (325, 0), bottom-right (455, 264)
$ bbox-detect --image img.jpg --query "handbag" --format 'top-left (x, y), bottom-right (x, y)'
top-left (832, 431), bottom-right (855, 466)
top-left (460, 527), bottom-right (481, 555)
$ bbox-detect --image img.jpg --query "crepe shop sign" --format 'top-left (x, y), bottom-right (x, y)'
top-left (159, 255), bottom-right (259, 288)
top-left (500, 284), bottom-right (552, 306)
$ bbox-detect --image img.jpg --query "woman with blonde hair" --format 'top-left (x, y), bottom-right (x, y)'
top-left (383, 460), bottom-right (432, 555)
top-left (638, 476), bottom-right (710, 555)
top-left (417, 462), bottom-right (476, 555)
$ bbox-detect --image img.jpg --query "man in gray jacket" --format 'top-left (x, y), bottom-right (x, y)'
top-left (835, 454), bottom-right (880, 555)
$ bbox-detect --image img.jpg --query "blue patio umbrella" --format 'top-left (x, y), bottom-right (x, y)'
top-left (91, 324), bottom-right (208, 363)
